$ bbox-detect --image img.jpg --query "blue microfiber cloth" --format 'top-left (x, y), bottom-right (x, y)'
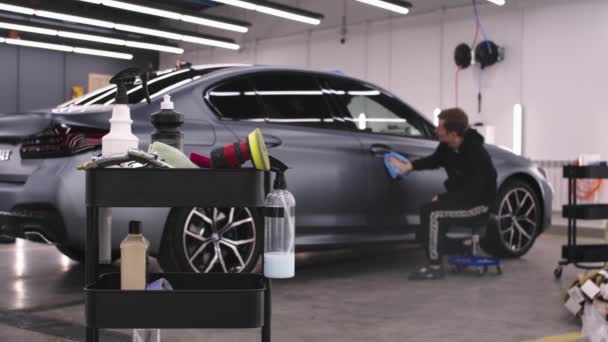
top-left (384, 152), bottom-right (410, 179)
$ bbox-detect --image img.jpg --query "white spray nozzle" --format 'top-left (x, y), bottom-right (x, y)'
top-left (161, 95), bottom-right (174, 110)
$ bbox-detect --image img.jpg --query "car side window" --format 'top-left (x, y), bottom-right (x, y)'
top-left (206, 78), bottom-right (264, 121)
top-left (328, 78), bottom-right (432, 139)
top-left (251, 73), bottom-right (333, 126)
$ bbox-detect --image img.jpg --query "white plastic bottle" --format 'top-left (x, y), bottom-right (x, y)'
top-left (264, 171), bottom-right (296, 279)
top-left (102, 102), bottom-right (139, 157)
top-left (98, 73), bottom-right (140, 264)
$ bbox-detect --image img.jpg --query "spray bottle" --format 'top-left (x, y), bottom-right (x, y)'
top-left (98, 68), bottom-right (151, 264)
top-left (264, 157), bottom-right (295, 279)
top-left (150, 95), bottom-right (184, 151)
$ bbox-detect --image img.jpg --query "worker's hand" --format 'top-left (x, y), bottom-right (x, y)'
top-left (389, 157), bottom-right (413, 175)
top-left (432, 195), bottom-right (439, 202)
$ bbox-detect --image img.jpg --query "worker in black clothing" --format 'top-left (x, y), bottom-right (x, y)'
top-left (389, 108), bottom-right (497, 280)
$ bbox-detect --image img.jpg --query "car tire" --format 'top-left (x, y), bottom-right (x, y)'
top-left (159, 207), bottom-right (262, 273)
top-left (56, 245), bottom-right (85, 263)
top-left (482, 180), bottom-right (542, 258)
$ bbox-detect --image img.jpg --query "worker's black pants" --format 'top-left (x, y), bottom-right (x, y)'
top-left (418, 199), bottom-right (489, 265)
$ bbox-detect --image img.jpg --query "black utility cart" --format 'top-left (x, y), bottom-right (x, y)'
top-left (555, 164), bottom-right (608, 279)
top-left (84, 168), bottom-right (272, 341)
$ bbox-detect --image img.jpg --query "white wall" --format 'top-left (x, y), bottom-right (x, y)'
top-left (161, 0), bottom-right (608, 161)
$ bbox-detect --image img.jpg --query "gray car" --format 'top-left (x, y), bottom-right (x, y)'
top-left (0, 64), bottom-right (552, 273)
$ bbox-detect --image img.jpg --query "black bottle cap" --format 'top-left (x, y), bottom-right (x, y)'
top-left (129, 221), bottom-right (142, 235)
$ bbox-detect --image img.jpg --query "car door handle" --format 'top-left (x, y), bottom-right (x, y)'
top-left (263, 135), bottom-right (282, 148)
top-left (370, 144), bottom-right (392, 156)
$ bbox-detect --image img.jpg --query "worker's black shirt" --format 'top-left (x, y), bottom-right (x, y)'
top-left (412, 128), bottom-right (497, 207)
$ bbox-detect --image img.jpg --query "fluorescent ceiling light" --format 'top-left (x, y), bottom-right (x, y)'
top-left (0, 2), bottom-right (237, 50)
top-left (0, 20), bottom-right (182, 53)
top-left (354, 0), bottom-right (411, 15)
top-left (256, 5), bottom-right (321, 25)
top-left (73, 47), bottom-right (133, 60)
top-left (182, 35), bottom-right (239, 50)
top-left (58, 31), bottom-right (125, 45)
top-left (210, 0), bottom-right (322, 25)
top-left (181, 15), bottom-right (248, 33)
top-left (1, 38), bottom-right (133, 60)
top-left (76, 0), bottom-right (249, 33)
top-left (35, 10), bottom-right (115, 28)
top-left (102, 0), bottom-right (182, 20)
top-left (0, 22), bottom-right (57, 36)
top-left (486, 0), bottom-right (505, 5)
top-left (213, 0), bottom-right (257, 10)
top-left (114, 24), bottom-right (183, 40)
top-left (5, 38), bottom-right (73, 52)
top-left (124, 41), bottom-right (183, 54)
top-left (0, 3), bottom-right (35, 15)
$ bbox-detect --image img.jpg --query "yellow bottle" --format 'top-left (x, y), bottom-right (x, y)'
top-left (120, 221), bottom-right (149, 290)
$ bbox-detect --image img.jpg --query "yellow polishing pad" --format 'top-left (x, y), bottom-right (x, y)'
top-left (248, 128), bottom-right (270, 171)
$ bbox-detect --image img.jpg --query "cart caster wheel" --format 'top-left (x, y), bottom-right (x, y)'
top-left (496, 265), bottom-right (502, 275)
top-left (477, 266), bottom-right (487, 276)
top-left (554, 266), bottom-right (563, 279)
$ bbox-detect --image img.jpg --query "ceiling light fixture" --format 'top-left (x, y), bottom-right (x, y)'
top-left (210, 0), bottom-right (323, 25)
top-left (0, 22), bottom-right (57, 36)
top-left (181, 35), bottom-right (239, 50)
top-left (124, 41), bottom-right (183, 54)
top-left (0, 2), bottom-right (238, 50)
top-left (0, 3), bottom-right (35, 15)
top-left (35, 10), bottom-right (116, 29)
top-left (354, 0), bottom-right (411, 15)
top-left (75, 0), bottom-right (249, 33)
top-left (5, 38), bottom-right (73, 52)
top-left (2, 38), bottom-right (133, 59)
top-left (73, 47), bottom-right (133, 59)
top-left (57, 31), bottom-right (126, 46)
top-left (0, 20), bottom-right (183, 54)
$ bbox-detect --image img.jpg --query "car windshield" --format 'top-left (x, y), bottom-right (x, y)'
top-left (57, 65), bottom-right (233, 108)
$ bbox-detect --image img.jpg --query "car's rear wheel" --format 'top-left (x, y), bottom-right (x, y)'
top-left (160, 207), bottom-right (261, 273)
top-left (482, 180), bottom-right (542, 258)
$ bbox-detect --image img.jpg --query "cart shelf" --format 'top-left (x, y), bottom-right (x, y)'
top-left (555, 164), bottom-right (608, 278)
top-left (562, 204), bottom-right (608, 220)
top-left (84, 167), bottom-right (272, 342)
top-left (85, 273), bottom-right (265, 329)
top-left (86, 168), bottom-right (265, 208)
top-left (563, 165), bottom-right (608, 179)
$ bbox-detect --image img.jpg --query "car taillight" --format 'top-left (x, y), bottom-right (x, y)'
top-left (20, 124), bottom-right (107, 159)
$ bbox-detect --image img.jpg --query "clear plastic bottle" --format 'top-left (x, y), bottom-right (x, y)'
top-left (264, 172), bottom-right (296, 279)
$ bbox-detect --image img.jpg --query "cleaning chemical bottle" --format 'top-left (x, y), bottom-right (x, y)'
top-left (121, 221), bottom-right (159, 342)
top-left (121, 221), bottom-right (149, 289)
top-left (264, 157), bottom-right (295, 278)
top-left (98, 68), bottom-right (151, 265)
top-left (151, 95), bottom-right (184, 151)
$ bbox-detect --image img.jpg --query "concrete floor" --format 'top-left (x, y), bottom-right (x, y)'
top-left (0, 232), bottom-right (593, 341)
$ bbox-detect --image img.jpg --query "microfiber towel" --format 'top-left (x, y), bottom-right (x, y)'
top-left (384, 152), bottom-right (410, 179)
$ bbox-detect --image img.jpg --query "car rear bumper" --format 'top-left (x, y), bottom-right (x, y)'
top-left (0, 207), bottom-right (66, 244)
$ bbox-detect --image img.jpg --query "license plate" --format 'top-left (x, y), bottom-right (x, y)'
top-left (0, 150), bottom-right (11, 161)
